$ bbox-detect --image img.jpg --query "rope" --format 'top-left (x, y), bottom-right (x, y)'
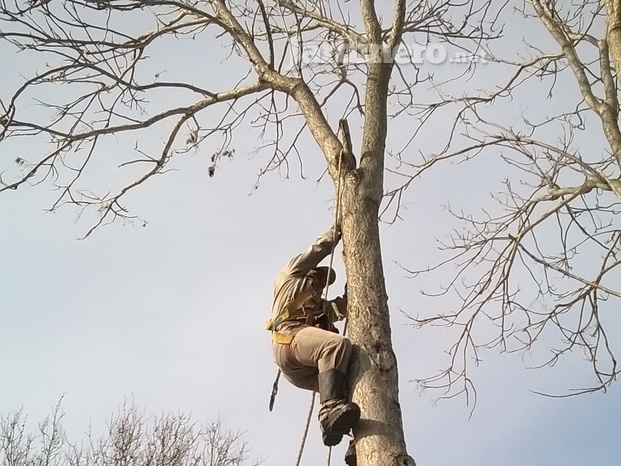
top-left (323, 148), bottom-right (344, 302)
top-left (323, 152), bottom-right (345, 466)
top-left (294, 151), bottom-right (345, 466)
top-left (294, 391), bottom-right (316, 466)
top-left (293, 148), bottom-right (347, 466)
top-left (270, 150), bottom-right (346, 414)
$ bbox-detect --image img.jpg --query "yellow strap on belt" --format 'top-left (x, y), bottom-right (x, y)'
top-left (267, 288), bottom-right (316, 343)
top-left (272, 331), bottom-right (296, 344)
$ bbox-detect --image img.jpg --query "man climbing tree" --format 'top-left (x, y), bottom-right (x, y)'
top-left (267, 226), bottom-right (358, 463)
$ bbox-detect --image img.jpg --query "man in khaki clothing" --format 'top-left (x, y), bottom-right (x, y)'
top-left (268, 226), bottom-right (360, 448)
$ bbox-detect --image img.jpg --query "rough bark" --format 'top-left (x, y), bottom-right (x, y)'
top-left (606, 0), bottom-right (621, 80)
top-left (335, 1), bottom-right (414, 464)
top-left (341, 154), bottom-right (414, 466)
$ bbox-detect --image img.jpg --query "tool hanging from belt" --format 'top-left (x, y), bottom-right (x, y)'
top-left (267, 291), bottom-right (315, 412)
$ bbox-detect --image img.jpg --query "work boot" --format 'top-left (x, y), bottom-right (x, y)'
top-left (317, 370), bottom-right (360, 447)
top-left (344, 439), bottom-right (357, 466)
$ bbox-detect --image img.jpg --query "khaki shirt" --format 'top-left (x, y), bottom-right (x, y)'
top-left (271, 228), bottom-right (344, 331)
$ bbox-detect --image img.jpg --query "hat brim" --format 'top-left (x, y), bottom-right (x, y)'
top-left (314, 266), bottom-right (336, 285)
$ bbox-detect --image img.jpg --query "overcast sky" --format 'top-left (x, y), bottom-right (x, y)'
top-left (1, 3), bottom-right (621, 466)
top-left (2, 146), bottom-right (620, 466)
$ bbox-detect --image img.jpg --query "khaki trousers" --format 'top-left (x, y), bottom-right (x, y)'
top-left (272, 325), bottom-right (352, 392)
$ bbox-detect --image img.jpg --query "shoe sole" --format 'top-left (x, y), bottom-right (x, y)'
top-left (322, 405), bottom-right (360, 447)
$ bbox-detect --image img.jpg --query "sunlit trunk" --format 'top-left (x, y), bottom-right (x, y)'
top-left (339, 61), bottom-right (415, 466)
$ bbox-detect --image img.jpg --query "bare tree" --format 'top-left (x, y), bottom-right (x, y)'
top-left (0, 400), bottom-right (260, 466)
top-left (401, 0), bottom-right (621, 401)
top-left (0, 1), bottom-right (498, 464)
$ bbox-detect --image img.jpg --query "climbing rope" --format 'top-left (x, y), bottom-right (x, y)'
top-left (294, 391), bottom-right (316, 466)
top-left (321, 151), bottom-right (347, 466)
top-left (323, 153), bottom-right (344, 466)
top-left (323, 146), bottom-right (344, 302)
top-left (294, 150), bottom-right (346, 466)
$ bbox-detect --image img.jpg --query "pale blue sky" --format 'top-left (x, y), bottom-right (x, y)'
top-left (2, 146), bottom-right (620, 465)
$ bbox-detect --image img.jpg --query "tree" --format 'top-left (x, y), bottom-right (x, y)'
top-left (0, 1), bottom-right (498, 464)
top-left (407, 0), bottom-right (621, 399)
top-left (0, 399), bottom-right (260, 466)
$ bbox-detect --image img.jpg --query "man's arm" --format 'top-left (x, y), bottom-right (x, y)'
top-left (284, 227), bottom-right (341, 277)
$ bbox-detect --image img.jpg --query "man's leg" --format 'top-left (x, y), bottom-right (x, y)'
top-left (273, 340), bottom-right (319, 392)
top-left (291, 326), bottom-right (360, 446)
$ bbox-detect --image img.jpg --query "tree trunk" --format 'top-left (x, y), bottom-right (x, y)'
top-left (606, 0), bottom-right (621, 79)
top-left (339, 59), bottom-right (415, 466)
